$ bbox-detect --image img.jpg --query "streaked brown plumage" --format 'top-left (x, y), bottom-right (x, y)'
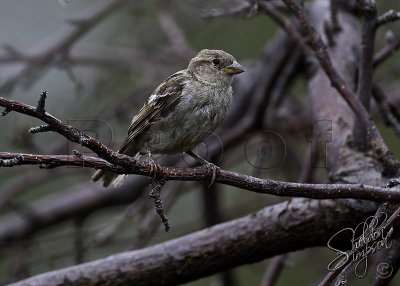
top-left (92, 49), bottom-right (244, 187)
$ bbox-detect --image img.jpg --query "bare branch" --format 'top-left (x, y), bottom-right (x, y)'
top-left (353, 0), bottom-right (377, 149)
top-left (149, 177), bottom-right (169, 232)
top-left (330, 0), bottom-right (341, 32)
top-left (0, 155), bottom-right (24, 167)
top-left (372, 84), bottom-right (400, 136)
top-left (260, 254), bottom-right (287, 286)
top-left (7, 198), bottom-right (376, 286)
top-left (373, 36), bottom-right (400, 67)
top-left (0, 95), bottom-right (137, 168)
top-left (377, 9), bottom-right (400, 27)
top-left (258, 1), bottom-right (312, 55)
top-left (1, 152), bottom-right (400, 203)
top-left (29, 124), bottom-right (55, 134)
top-left (1, 107), bottom-right (11, 116)
top-left (157, 0), bottom-right (196, 60)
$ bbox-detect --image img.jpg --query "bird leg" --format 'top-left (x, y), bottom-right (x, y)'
top-left (185, 150), bottom-right (219, 187)
top-left (146, 147), bottom-right (162, 177)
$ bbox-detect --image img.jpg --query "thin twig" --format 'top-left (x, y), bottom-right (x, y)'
top-left (150, 177), bottom-right (169, 232)
top-left (36, 91), bottom-right (47, 113)
top-left (157, 0), bottom-right (195, 60)
top-left (1, 107), bottom-right (11, 116)
top-left (373, 37), bottom-right (400, 67)
top-left (258, 1), bottom-right (312, 55)
top-left (29, 124), bottom-right (54, 134)
top-left (129, 181), bottom-right (184, 250)
top-left (372, 84), bottom-right (400, 136)
top-left (260, 254), bottom-right (287, 286)
top-left (377, 9), bottom-right (400, 27)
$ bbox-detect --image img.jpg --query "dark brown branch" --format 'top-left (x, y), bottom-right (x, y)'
top-left (372, 84), bottom-right (400, 136)
top-left (330, 0), bottom-right (341, 32)
top-left (7, 198), bottom-right (375, 286)
top-left (36, 90), bottom-right (47, 113)
top-left (0, 96), bottom-right (138, 169)
top-left (28, 124), bottom-right (55, 134)
top-left (371, 236), bottom-right (400, 286)
top-left (260, 254), bottom-right (287, 286)
top-left (149, 177), bottom-right (169, 232)
top-left (129, 182), bottom-right (183, 250)
top-left (373, 36), bottom-right (400, 67)
top-left (258, 1), bottom-right (312, 55)
top-left (1, 107), bottom-right (11, 116)
top-left (1, 152), bottom-right (400, 203)
top-left (278, 0), bottom-right (392, 159)
top-left (353, 0), bottom-right (377, 149)
top-left (377, 9), bottom-right (400, 27)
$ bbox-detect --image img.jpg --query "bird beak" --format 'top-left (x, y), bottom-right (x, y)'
top-left (222, 61), bottom-right (244, 75)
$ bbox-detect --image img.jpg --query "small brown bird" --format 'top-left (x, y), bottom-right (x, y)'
top-left (92, 49), bottom-right (244, 187)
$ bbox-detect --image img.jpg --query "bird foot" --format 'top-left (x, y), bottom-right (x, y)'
top-left (185, 150), bottom-right (219, 188)
top-left (204, 161), bottom-right (220, 188)
top-left (147, 148), bottom-right (162, 178)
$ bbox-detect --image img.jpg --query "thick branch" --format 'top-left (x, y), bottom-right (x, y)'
top-left (8, 198), bottom-right (375, 286)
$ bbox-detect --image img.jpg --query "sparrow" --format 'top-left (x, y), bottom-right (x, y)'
top-left (92, 49), bottom-right (244, 187)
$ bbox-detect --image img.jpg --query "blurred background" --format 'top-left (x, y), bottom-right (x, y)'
top-left (1, 0), bottom-right (400, 285)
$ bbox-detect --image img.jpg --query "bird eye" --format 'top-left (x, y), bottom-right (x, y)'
top-left (212, 58), bottom-right (220, 65)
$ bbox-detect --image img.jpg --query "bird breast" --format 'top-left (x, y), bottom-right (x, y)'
top-left (146, 84), bottom-right (232, 154)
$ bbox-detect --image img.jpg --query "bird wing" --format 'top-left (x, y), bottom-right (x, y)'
top-left (118, 70), bottom-right (189, 153)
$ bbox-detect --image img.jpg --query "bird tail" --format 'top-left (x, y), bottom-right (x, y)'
top-left (91, 170), bottom-right (127, 188)
top-left (91, 142), bottom-right (140, 188)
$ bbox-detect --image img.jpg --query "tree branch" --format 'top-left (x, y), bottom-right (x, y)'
top-left (1, 152), bottom-right (400, 203)
top-left (7, 198), bottom-right (376, 286)
top-left (376, 9), bottom-right (400, 27)
top-left (353, 0), bottom-right (377, 149)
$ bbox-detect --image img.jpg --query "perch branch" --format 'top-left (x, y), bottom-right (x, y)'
top-left (1, 152), bottom-right (400, 203)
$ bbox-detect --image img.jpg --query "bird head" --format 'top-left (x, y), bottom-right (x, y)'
top-left (188, 49), bottom-right (244, 86)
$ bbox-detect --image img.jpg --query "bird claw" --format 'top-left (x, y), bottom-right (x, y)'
top-left (204, 162), bottom-right (219, 188)
top-left (185, 150), bottom-right (220, 188)
top-left (147, 148), bottom-right (162, 178)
